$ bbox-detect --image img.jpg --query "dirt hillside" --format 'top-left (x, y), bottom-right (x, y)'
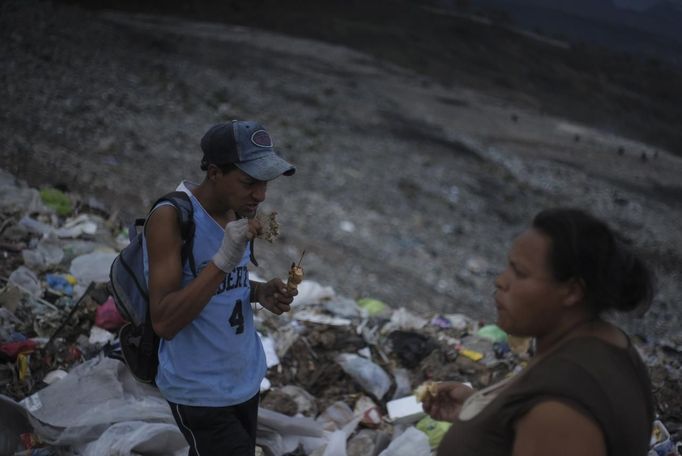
top-left (1, 0), bottom-right (681, 340)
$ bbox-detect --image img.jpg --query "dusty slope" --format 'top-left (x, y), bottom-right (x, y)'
top-left (1, 1), bottom-right (681, 339)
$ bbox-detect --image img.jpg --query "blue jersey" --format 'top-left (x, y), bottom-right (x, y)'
top-left (143, 181), bottom-right (266, 406)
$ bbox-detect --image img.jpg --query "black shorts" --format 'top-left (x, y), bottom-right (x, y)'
top-left (169, 393), bottom-right (259, 456)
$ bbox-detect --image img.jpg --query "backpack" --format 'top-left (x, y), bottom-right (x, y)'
top-left (108, 191), bottom-right (197, 385)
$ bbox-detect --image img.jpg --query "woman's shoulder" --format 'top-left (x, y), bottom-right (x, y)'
top-left (519, 328), bottom-right (650, 401)
top-left (517, 326), bottom-right (642, 388)
top-left (576, 320), bottom-right (629, 348)
top-left (564, 321), bottom-right (642, 362)
top-left (545, 333), bottom-right (635, 370)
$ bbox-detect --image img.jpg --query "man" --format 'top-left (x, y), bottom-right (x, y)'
top-left (144, 120), bottom-right (297, 455)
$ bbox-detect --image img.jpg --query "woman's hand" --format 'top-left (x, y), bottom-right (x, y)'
top-left (255, 278), bottom-right (296, 315)
top-left (422, 381), bottom-right (476, 422)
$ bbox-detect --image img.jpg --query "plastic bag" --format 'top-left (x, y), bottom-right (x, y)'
top-left (292, 280), bottom-right (335, 307)
top-left (9, 266), bottom-right (42, 298)
top-left (69, 251), bottom-right (117, 284)
top-left (335, 353), bottom-right (391, 400)
top-left (22, 240), bottom-right (64, 271)
top-left (476, 324), bottom-right (508, 343)
top-left (416, 416), bottom-right (452, 448)
top-left (95, 297), bottom-right (127, 331)
top-left (317, 401), bottom-right (355, 432)
top-left (378, 427), bottom-right (431, 456)
top-left (391, 368), bottom-right (413, 400)
top-left (75, 421), bottom-right (188, 456)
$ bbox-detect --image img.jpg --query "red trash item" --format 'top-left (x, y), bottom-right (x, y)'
top-left (0, 339), bottom-right (38, 361)
top-left (20, 432), bottom-right (41, 450)
top-left (361, 406), bottom-right (383, 428)
top-left (95, 296), bottom-right (128, 331)
top-left (66, 345), bottom-right (83, 363)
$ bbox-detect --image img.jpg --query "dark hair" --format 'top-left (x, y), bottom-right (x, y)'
top-left (200, 158), bottom-right (237, 173)
top-left (532, 208), bottom-right (653, 315)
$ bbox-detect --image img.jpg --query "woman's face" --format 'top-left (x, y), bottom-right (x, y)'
top-left (494, 228), bottom-right (568, 338)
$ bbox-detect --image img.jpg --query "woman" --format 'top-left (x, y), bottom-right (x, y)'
top-left (423, 208), bottom-right (655, 456)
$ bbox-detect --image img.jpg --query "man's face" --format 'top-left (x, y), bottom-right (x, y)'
top-left (216, 167), bottom-right (267, 218)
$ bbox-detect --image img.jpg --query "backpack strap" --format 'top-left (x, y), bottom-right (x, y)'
top-left (129, 218), bottom-right (146, 243)
top-left (150, 191), bottom-right (198, 277)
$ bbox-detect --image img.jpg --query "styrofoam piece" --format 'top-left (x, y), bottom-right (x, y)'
top-left (386, 395), bottom-right (426, 424)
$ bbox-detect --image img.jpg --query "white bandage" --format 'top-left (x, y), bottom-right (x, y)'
top-left (212, 218), bottom-right (250, 272)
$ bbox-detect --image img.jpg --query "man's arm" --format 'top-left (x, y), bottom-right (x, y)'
top-left (147, 205), bottom-right (226, 340)
top-left (512, 400), bottom-right (607, 456)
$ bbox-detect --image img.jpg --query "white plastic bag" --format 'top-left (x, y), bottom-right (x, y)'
top-left (8, 266), bottom-right (42, 297)
top-left (69, 250), bottom-right (117, 284)
top-left (378, 427), bottom-right (431, 456)
top-left (76, 421), bottom-right (188, 456)
top-left (292, 280), bottom-right (336, 307)
top-left (22, 239), bottom-right (64, 271)
top-left (335, 353), bottom-right (391, 400)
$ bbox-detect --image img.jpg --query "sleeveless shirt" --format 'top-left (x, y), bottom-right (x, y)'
top-left (437, 336), bottom-right (654, 456)
top-left (143, 181), bottom-right (266, 407)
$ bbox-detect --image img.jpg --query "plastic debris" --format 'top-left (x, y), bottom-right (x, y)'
top-left (39, 188), bottom-right (73, 217)
top-left (69, 251), bottom-right (118, 285)
top-left (356, 298), bottom-right (387, 316)
top-left (335, 353), bottom-right (391, 400)
top-left (386, 395), bottom-right (426, 424)
top-left (45, 274), bottom-right (73, 296)
top-left (650, 419), bottom-right (678, 456)
top-left (476, 324), bottom-right (508, 344)
top-left (41, 370), bottom-right (68, 385)
top-left (459, 347), bottom-right (484, 362)
top-left (354, 395), bottom-right (382, 428)
top-left (378, 426), bottom-right (431, 456)
top-left (441, 313), bottom-right (473, 331)
top-left (0, 167), bottom-right (679, 455)
top-left (94, 296), bottom-right (126, 331)
top-left (416, 415), bottom-right (452, 449)
top-left (294, 310), bottom-right (352, 327)
top-left (388, 331), bottom-right (438, 369)
top-left (54, 214), bottom-right (98, 238)
top-left (9, 267), bottom-right (42, 298)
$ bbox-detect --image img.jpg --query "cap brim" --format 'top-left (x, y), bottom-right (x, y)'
top-left (235, 154), bottom-right (296, 181)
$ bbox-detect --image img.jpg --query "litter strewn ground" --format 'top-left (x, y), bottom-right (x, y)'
top-left (1, 168), bottom-right (680, 455)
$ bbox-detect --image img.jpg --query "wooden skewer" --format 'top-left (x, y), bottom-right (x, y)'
top-left (286, 250), bottom-right (306, 292)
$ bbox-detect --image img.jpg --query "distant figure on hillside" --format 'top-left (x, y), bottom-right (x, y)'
top-left (145, 120), bottom-right (297, 455)
top-left (423, 207), bottom-right (655, 456)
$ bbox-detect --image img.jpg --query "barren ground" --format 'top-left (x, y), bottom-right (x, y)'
top-left (1, 1), bottom-right (681, 341)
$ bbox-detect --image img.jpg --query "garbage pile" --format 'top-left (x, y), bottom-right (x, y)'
top-left (1, 167), bottom-right (680, 456)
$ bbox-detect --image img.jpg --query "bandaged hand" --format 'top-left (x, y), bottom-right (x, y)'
top-left (212, 219), bottom-right (258, 272)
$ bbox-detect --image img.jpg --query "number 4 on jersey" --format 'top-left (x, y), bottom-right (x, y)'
top-left (229, 300), bottom-right (244, 334)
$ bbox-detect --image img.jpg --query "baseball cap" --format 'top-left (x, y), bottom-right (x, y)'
top-left (200, 120), bottom-right (296, 181)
